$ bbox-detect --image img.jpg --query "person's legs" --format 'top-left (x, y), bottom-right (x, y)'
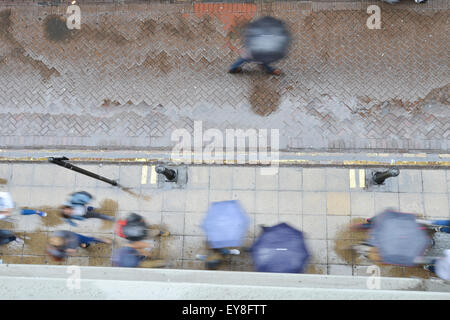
top-left (229, 58), bottom-right (249, 73)
top-left (424, 259), bottom-right (437, 273)
top-left (0, 230), bottom-right (16, 245)
top-left (20, 209), bottom-right (46, 217)
top-left (75, 233), bottom-right (107, 247)
top-left (83, 208), bottom-right (114, 221)
top-left (430, 220), bottom-right (450, 233)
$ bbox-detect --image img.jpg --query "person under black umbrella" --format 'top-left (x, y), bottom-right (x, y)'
top-left (228, 16), bottom-right (291, 76)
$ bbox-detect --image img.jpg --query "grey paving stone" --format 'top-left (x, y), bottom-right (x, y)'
top-left (423, 193), bottom-right (449, 218)
top-left (303, 168), bottom-right (326, 191)
top-left (279, 167), bottom-right (302, 191)
top-left (303, 192), bottom-right (327, 215)
top-left (350, 192), bottom-right (375, 217)
top-left (422, 170), bottom-right (448, 193)
top-left (278, 191), bottom-right (302, 215)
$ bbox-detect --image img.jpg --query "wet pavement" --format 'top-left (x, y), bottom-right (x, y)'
top-left (0, 161), bottom-right (449, 279)
top-left (0, 1), bottom-right (448, 152)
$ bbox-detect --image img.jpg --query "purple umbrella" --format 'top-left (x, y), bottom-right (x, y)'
top-left (251, 223), bottom-right (309, 273)
top-left (369, 211), bottom-right (432, 266)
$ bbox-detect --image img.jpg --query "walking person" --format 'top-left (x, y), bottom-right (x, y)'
top-left (196, 248), bottom-right (240, 270)
top-left (229, 48), bottom-right (281, 76)
top-left (228, 16), bottom-right (291, 76)
top-left (47, 230), bottom-right (111, 260)
top-left (0, 191), bottom-right (46, 220)
top-left (61, 191), bottom-right (114, 226)
top-left (112, 241), bottom-right (153, 268)
top-left (0, 229), bottom-right (24, 246)
top-left (115, 212), bottom-right (169, 241)
top-left (424, 249), bottom-right (450, 281)
top-left (0, 191), bottom-right (14, 220)
top-left (416, 219), bottom-right (450, 234)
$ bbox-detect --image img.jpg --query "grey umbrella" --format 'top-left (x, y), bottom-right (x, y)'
top-left (244, 16), bottom-right (291, 64)
top-left (369, 211), bottom-right (432, 266)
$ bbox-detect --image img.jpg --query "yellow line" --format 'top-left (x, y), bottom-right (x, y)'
top-left (150, 165), bottom-right (157, 184)
top-left (141, 165), bottom-right (148, 185)
top-left (359, 169), bottom-right (365, 188)
top-left (349, 169), bottom-right (356, 189)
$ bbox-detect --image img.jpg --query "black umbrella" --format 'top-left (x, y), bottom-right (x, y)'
top-left (369, 211), bottom-right (432, 266)
top-left (244, 16), bottom-right (291, 64)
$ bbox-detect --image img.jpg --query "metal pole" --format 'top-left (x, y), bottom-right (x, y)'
top-left (48, 157), bottom-right (119, 187)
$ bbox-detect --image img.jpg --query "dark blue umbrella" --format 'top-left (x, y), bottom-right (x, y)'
top-left (245, 16), bottom-right (291, 64)
top-left (202, 200), bottom-right (250, 249)
top-left (369, 211), bottom-right (432, 266)
top-left (251, 223), bottom-right (309, 273)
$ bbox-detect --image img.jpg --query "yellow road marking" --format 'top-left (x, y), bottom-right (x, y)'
top-left (150, 165), bottom-right (157, 184)
top-left (349, 169), bottom-right (356, 188)
top-left (359, 169), bottom-right (365, 188)
top-left (141, 165), bottom-right (148, 184)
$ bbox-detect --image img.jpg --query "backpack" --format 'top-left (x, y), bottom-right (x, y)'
top-left (69, 191), bottom-right (93, 206)
top-left (115, 213), bottom-right (147, 241)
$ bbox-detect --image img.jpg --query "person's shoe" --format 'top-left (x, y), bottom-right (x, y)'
top-left (38, 211), bottom-right (47, 217)
top-left (271, 69), bottom-right (281, 76)
top-left (14, 238), bottom-right (25, 246)
top-left (228, 249), bottom-right (240, 255)
top-left (423, 265), bottom-right (432, 271)
top-left (196, 254), bottom-right (208, 260)
top-left (159, 231), bottom-right (170, 237)
top-left (432, 226), bottom-right (443, 232)
top-left (228, 67), bottom-right (242, 74)
top-left (80, 243), bottom-right (90, 248)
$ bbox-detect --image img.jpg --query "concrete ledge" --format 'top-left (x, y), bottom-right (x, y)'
top-left (0, 264), bottom-right (449, 299)
top-left (0, 149), bottom-right (449, 168)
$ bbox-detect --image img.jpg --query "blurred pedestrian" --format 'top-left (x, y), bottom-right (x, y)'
top-left (0, 229), bottom-right (24, 246)
top-left (196, 248), bottom-right (240, 270)
top-left (61, 191), bottom-right (114, 226)
top-left (424, 249), bottom-right (450, 281)
top-left (112, 241), bottom-right (153, 268)
top-left (417, 219), bottom-right (450, 234)
top-left (228, 16), bottom-right (290, 76)
top-left (0, 191), bottom-right (46, 220)
top-left (47, 230), bottom-right (111, 260)
top-left (229, 48), bottom-right (281, 76)
top-left (0, 192), bottom-right (14, 220)
top-left (115, 212), bottom-right (169, 241)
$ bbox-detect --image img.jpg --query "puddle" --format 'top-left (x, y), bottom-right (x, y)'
top-left (44, 15), bottom-right (71, 42)
top-left (0, 178), bottom-right (8, 185)
top-left (333, 218), bottom-right (370, 265)
top-left (23, 230), bottom-right (48, 255)
top-left (249, 80), bottom-right (280, 116)
top-left (97, 199), bottom-right (118, 230)
top-left (23, 206), bottom-right (64, 228)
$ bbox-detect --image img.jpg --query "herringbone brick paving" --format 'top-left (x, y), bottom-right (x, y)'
top-left (0, 2), bottom-right (448, 151)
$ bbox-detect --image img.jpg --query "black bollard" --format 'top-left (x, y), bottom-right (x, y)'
top-left (372, 167), bottom-right (400, 185)
top-left (156, 166), bottom-right (177, 182)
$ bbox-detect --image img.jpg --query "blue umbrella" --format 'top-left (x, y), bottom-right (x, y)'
top-left (251, 223), bottom-right (309, 273)
top-left (202, 200), bottom-right (250, 249)
top-left (369, 211), bottom-right (431, 266)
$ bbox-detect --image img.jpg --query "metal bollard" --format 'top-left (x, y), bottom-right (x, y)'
top-left (372, 167), bottom-right (400, 185)
top-left (156, 166), bottom-right (177, 182)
